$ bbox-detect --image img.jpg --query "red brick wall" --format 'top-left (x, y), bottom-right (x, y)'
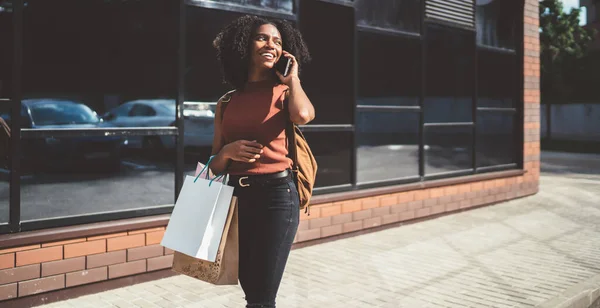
top-left (295, 175), bottom-right (538, 242)
top-left (0, 0), bottom-right (540, 303)
top-left (524, 0), bottom-right (541, 174)
top-left (0, 227), bottom-right (173, 301)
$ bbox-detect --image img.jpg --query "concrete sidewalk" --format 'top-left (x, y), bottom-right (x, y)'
top-left (39, 152), bottom-right (600, 308)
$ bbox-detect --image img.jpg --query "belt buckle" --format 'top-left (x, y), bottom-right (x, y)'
top-left (239, 176), bottom-right (250, 187)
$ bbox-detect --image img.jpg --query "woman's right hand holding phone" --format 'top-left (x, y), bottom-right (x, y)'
top-left (222, 140), bottom-right (264, 163)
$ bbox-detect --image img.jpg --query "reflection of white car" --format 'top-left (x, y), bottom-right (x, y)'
top-left (103, 99), bottom-right (215, 150)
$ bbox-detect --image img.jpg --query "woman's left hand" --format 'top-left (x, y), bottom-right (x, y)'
top-left (276, 51), bottom-right (299, 86)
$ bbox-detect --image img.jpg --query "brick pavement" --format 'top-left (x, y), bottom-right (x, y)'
top-left (38, 152), bottom-right (600, 308)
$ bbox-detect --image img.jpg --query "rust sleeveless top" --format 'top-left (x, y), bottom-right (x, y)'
top-left (221, 80), bottom-right (292, 175)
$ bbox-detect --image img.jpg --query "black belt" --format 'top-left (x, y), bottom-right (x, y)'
top-left (229, 169), bottom-right (292, 188)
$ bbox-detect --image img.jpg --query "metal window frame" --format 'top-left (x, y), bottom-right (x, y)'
top-left (477, 44), bottom-right (517, 55)
top-left (315, 0), bottom-right (353, 8)
top-left (356, 24), bottom-right (422, 39)
top-left (313, 183), bottom-right (353, 195)
top-left (351, 1), bottom-right (358, 188)
top-left (20, 128), bottom-right (179, 139)
top-left (356, 175), bottom-right (421, 190)
top-left (477, 107), bottom-right (518, 113)
top-left (472, 0), bottom-right (478, 173)
top-left (19, 206), bottom-right (174, 232)
top-left (419, 0), bottom-right (427, 180)
top-left (176, 0), bottom-right (187, 201)
top-left (476, 163), bottom-right (519, 174)
top-left (424, 169), bottom-right (475, 181)
top-left (9, 0), bottom-right (23, 233)
top-left (356, 105), bottom-right (421, 112)
top-left (1, 0), bottom-right (527, 235)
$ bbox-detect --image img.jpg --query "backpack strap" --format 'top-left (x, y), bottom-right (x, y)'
top-left (218, 89), bottom-right (236, 123)
top-left (283, 94), bottom-right (313, 215)
top-left (0, 117), bottom-right (10, 139)
top-left (283, 91), bottom-right (299, 173)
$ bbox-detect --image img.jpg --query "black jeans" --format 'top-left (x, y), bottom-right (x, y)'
top-left (231, 175), bottom-right (300, 308)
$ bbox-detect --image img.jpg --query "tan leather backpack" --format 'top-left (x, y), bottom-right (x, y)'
top-left (218, 90), bottom-right (317, 215)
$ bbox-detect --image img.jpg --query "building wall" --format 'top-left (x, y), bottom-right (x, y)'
top-left (0, 0), bottom-right (541, 304)
top-left (541, 103), bottom-right (600, 141)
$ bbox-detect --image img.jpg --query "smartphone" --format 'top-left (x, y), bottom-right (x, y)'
top-left (275, 57), bottom-right (292, 77)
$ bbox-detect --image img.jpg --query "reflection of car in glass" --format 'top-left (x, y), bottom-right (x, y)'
top-left (0, 0), bottom-right (28, 13)
top-left (102, 99), bottom-right (215, 151)
top-left (9, 99), bottom-right (124, 171)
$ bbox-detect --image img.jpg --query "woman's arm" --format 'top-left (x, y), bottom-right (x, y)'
top-left (286, 77), bottom-right (315, 125)
top-left (208, 101), bottom-right (230, 175)
top-left (277, 51), bottom-right (315, 125)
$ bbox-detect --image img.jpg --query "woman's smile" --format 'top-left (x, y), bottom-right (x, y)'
top-left (260, 51), bottom-right (276, 62)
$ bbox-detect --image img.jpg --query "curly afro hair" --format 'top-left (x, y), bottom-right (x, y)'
top-left (213, 15), bottom-right (311, 89)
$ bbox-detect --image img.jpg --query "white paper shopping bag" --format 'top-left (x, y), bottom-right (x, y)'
top-left (161, 164), bottom-right (234, 262)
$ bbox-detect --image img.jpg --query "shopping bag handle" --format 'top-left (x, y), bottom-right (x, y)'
top-left (194, 155), bottom-right (227, 186)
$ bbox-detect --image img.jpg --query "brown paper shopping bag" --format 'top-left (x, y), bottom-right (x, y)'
top-left (171, 196), bottom-right (239, 285)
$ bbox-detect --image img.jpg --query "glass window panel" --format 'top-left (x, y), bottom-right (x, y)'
top-left (0, 102), bottom-right (9, 224)
top-left (20, 0), bottom-right (178, 221)
top-left (299, 0), bottom-right (354, 124)
top-left (204, 0), bottom-right (293, 13)
top-left (185, 7), bottom-right (252, 102)
top-left (477, 49), bottom-right (517, 108)
top-left (476, 0), bottom-right (519, 50)
top-left (424, 25), bottom-right (475, 123)
top-left (357, 32), bottom-right (420, 106)
top-left (302, 131), bottom-right (352, 188)
top-left (356, 0), bottom-right (420, 33)
top-left (0, 5), bottom-right (12, 98)
top-left (0, 188), bottom-right (6, 224)
top-left (0, 1), bottom-right (12, 224)
top-left (425, 125), bottom-right (473, 175)
top-left (476, 112), bottom-right (516, 168)
top-left (357, 111), bottom-right (419, 183)
top-left (21, 135), bottom-right (175, 221)
top-left (23, 0), bottom-right (177, 125)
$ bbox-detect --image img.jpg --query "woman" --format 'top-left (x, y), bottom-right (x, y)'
top-left (208, 15), bottom-right (315, 308)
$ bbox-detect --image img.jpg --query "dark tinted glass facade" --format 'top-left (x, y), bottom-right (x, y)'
top-left (475, 0), bottom-right (520, 169)
top-left (476, 0), bottom-right (519, 50)
top-left (356, 0), bottom-right (421, 33)
top-left (424, 25), bottom-right (474, 124)
top-left (0, 0), bottom-right (523, 233)
top-left (196, 0), bottom-right (293, 13)
top-left (0, 5), bottom-right (12, 227)
top-left (19, 0), bottom-right (177, 223)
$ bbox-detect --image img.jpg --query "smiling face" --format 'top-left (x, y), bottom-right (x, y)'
top-left (249, 23), bottom-right (283, 72)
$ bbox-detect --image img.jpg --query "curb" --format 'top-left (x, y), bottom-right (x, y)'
top-left (536, 273), bottom-right (600, 308)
